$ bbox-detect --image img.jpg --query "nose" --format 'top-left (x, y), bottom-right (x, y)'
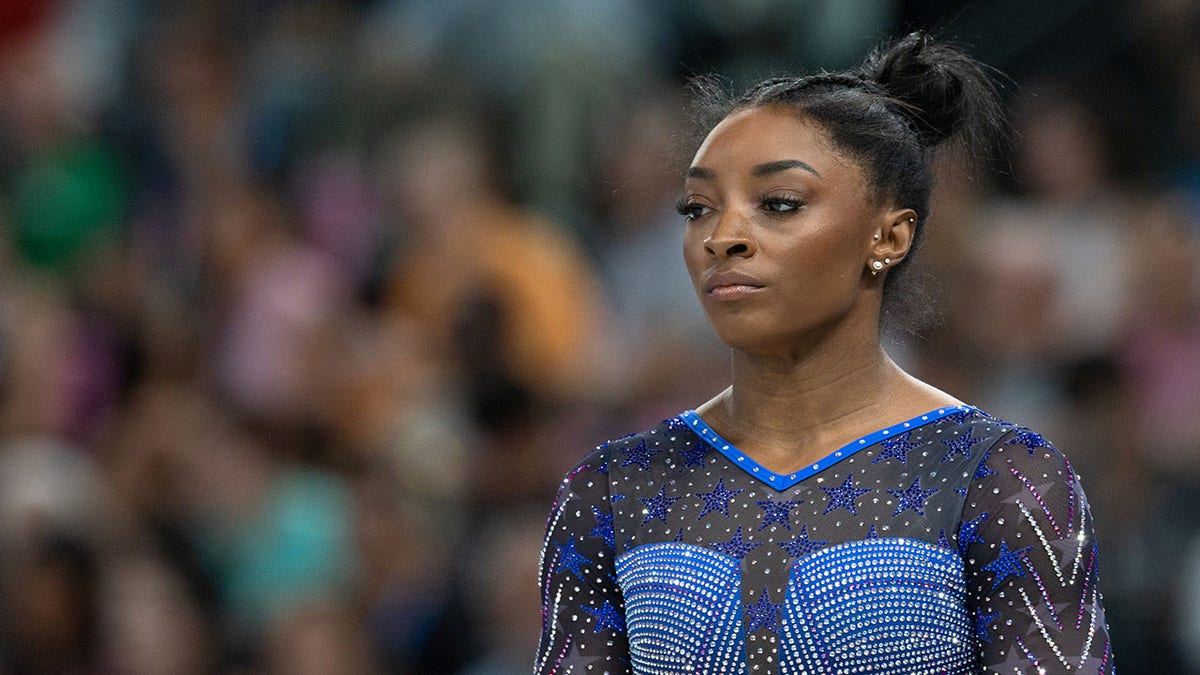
top-left (703, 212), bottom-right (756, 259)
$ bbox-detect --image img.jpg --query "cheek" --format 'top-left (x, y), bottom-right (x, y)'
top-left (681, 228), bottom-right (707, 288)
top-left (774, 224), bottom-right (864, 283)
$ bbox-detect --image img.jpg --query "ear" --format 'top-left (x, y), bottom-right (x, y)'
top-left (866, 208), bottom-right (917, 276)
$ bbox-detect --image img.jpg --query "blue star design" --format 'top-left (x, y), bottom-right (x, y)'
top-left (1008, 429), bottom-right (1050, 454)
top-left (957, 512), bottom-right (989, 556)
top-left (821, 472), bottom-right (872, 515)
top-left (711, 527), bottom-right (762, 559)
top-left (555, 536), bottom-right (592, 579)
top-left (778, 525), bottom-right (827, 557)
top-left (982, 539), bottom-right (1032, 590)
top-left (937, 529), bottom-right (951, 549)
top-left (757, 498), bottom-right (803, 530)
top-left (698, 478), bottom-right (744, 519)
top-left (888, 477), bottom-right (939, 516)
top-left (873, 431), bottom-right (919, 464)
top-left (867, 524), bottom-right (879, 539)
top-left (621, 439), bottom-right (660, 470)
top-left (975, 610), bottom-right (1001, 644)
top-left (745, 587), bottom-right (781, 633)
top-left (940, 427), bottom-right (982, 461)
top-left (639, 485), bottom-right (681, 524)
top-left (590, 506), bottom-right (615, 549)
top-left (974, 447), bottom-right (997, 479)
top-left (583, 600), bottom-right (626, 634)
top-left (678, 441), bottom-right (709, 468)
top-left (664, 416), bottom-right (688, 432)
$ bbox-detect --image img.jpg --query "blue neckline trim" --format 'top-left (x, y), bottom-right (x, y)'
top-left (679, 405), bottom-right (978, 490)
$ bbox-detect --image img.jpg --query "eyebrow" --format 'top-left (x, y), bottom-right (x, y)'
top-left (685, 159), bottom-right (821, 181)
top-left (752, 159), bottom-right (821, 178)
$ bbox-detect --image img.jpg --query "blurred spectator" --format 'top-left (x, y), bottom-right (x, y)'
top-left (377, 113), bottom-right (605, 420)
top-left (0, 2), bottom-right (1196, 673)
top-left (590, 89), bottom-right (726, 425)
top-left (458, 509), bottom-right (545, 675)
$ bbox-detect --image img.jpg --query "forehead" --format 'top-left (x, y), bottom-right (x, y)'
top-left (689, 106), bottom-right (856, 179)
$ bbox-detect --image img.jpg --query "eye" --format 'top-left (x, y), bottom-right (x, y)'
top-left (762, 196), bottom-right (804, 213)
top-left (675, 198), bottom-right (714, 222)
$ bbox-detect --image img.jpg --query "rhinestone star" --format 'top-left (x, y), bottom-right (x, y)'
top-left (888, 476), bottom-right (939, 516)
top-left (583, 600), bottom-right (626, 634)
top-left (958, 512), bottom-right (989, 556)
top-left (778, 525), bottom-right (827, 557)
top-left (621, 439), bottom-right (660, 470)
top-left (555, 536), bottom-right (592, 579)
top-left (1008, 429), bottom-right (1051, 454)
top-left (678, 440), bottom-right (709, 468)
top-left (983, 539), bottom-right (1033, 589)
top-left (757, 498), bottom-right (803, 531)
top-left (639, 485), bottom-right (681, 524)
top-left (711, 527), bottom-right (762, 559)
top-left (698, 478), bottom-right (745, 519)
top-left (744, 587), bottom-right (781, 633)
top-left (940, 426), bottom-right (982, 461)
top-left (974, 447), bottom-right (997, 479)
top-left (975, 610), bottom-right (1001, 644)
top-left (590, 506), bottom-right (615, 549)
top-left (821, 472), bottom-right (872, 516)
top-left (873, 431), bottom-right (919, 464)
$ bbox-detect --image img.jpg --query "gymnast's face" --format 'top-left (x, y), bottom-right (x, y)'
top-left (680, 105), bottom-right (900, 354)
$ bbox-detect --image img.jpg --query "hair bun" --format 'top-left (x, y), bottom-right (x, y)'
top-left (859, 31), bottom-right (1004, 152)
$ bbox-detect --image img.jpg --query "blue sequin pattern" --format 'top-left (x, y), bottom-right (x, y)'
top-left (616, 543), bottom-right (747, 673)
top-left (780, 538), bottom-right (972, 674)
top-left (535, 406), bottom-right (1114, 674)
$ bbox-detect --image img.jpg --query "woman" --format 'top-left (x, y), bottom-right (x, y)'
top-left (536, 32), bottom-right (1112, 674)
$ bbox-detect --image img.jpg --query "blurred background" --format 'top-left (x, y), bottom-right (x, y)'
top-left (0, 0), bottom-right (1197, 672)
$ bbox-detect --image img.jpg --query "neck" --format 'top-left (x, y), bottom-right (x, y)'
top-left (725, 328), bottom-right (900, 441)
top-left (696, 305), bottom-right (955, 470)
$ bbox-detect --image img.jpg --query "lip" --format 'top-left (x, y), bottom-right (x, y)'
top-left (702, 270), bottom-right (766, 300)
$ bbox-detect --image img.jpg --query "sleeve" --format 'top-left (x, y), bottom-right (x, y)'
top-left (534, 449), bottom-right (632, 675)
top-left (959, 429), bottom-right (1114, 674)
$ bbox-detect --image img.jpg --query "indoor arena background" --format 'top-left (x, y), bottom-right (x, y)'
top-left (0, 0), bottom-right (1197, 672)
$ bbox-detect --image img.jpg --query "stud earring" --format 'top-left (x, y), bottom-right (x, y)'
top-left (873, 233), bottom-right (880, 240)
top-left (871, 260), bottom-right (884, 271)
top-left (907, 216), bottom-right (915, 223)
top-left (884, 258), bottom-right (891, 264)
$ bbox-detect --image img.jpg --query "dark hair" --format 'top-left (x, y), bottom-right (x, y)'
top-left (689, 31), bottom-right (1005, 332)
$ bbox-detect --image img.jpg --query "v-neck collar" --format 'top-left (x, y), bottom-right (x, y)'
top-left (679, 405), bottom-right (977, 490)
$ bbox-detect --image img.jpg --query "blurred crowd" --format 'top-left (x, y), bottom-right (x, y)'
top-left (1, 0), bottom-right (1199, 673)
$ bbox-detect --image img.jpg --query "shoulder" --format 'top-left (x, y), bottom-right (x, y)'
top-left (957, 412), bottom-right (1089, 541)
top-left (967, 412), bottom-right (1074, 482)
top-left (555, 415), bottom-right (696, 490)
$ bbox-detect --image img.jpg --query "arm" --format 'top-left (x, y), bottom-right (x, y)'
top-left (960, 430), bottom-right (1113, 674)
top-left (535, 450), bottom-right (631, 675)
